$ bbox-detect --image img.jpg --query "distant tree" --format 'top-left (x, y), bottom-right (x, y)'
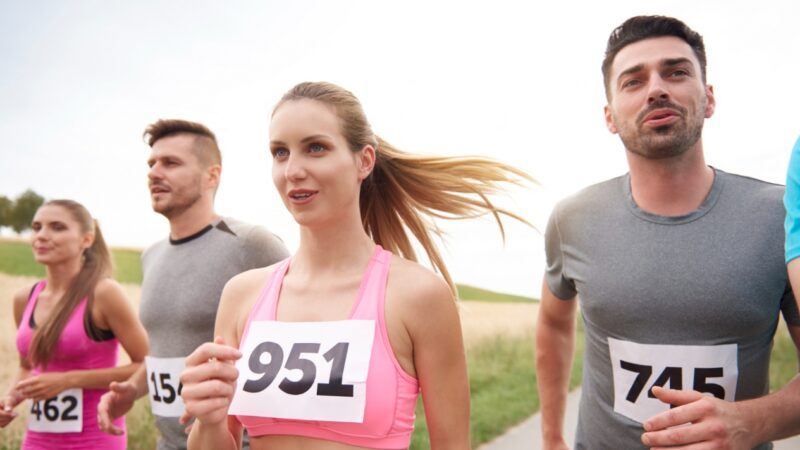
top-left (9, 190), bottom-right (45, 234)
top-left (0, 195), bottom-right (11, 228)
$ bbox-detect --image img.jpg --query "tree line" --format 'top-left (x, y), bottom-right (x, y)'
top-left (0, 190), bottom-right (45, 234)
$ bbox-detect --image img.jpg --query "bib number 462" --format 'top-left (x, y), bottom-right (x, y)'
top-left (27, 388), bottom-right (83, 433)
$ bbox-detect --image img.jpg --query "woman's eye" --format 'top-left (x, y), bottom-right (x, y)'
top-left (309, 143), bottom-right (325, 153)
top-left (272, 148), bottom-right (289, 158)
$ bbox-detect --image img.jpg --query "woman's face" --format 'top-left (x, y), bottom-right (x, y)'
top-left (30, 205), bottom-right (92, 266)
top-left (269, 99), bottom-right (373, 227)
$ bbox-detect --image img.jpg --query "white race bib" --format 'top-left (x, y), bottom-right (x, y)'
top-left (145, 356), bottom-right (186, 417)
top-left (27, 388), bottom-right (82, 433)
top-left (608, 338), bottom-right (738, 424)
top-left (229, 320), bottom-right (375, 423)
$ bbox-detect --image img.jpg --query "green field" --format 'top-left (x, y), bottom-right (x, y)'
top-left (0, 239), bottom-right (142, 284)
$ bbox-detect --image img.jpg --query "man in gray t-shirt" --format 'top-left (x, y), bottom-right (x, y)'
top-left (536, 16), bottom-right (800, 450)
top-left (97, 119), bottom-right (288, 450)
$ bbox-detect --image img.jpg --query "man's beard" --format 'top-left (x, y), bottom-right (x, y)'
top-left (154, 188), bottom-right (202, 219)
top-left (618, 98), bottom-right (705, 160)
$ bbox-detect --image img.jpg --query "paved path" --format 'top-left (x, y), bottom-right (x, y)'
top-left (478, 388), bottom-right (800, 449)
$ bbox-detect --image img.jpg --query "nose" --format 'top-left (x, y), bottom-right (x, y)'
top-left (646, 74), bottom-right (670, 104)
top-left (284, 153), bottom-right (307, 181)
top-left (148, 162), bottom-right (162, 182)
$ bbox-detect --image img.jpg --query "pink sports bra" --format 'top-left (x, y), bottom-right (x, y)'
top-left (235, 246), bottom-right (420, 449)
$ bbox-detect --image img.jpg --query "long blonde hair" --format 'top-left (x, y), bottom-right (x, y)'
top-left (275, 82), bottom-right (533, 295)
top-left (29, 199), bottom-right (113, 367)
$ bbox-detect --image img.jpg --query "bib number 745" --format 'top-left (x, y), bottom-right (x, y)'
top-left (608, 338), bottom-right (737, 424)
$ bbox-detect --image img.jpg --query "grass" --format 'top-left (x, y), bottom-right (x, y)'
top-left (458, 284), bottom-right (537, 303)
top-left (0, 238), bottom-right (142, 284)
top-left (409, 319), bottom-right (585, 449)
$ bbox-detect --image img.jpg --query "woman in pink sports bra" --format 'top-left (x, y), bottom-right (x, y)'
top-left (180, 82), bottom-right (532, 450)
top-left (0, 200), bottom-right (149, 449)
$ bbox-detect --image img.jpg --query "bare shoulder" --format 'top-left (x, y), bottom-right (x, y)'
top-left (93, 278), bottom-right (127, 302)
top-left (387, 256), bottom-right (455, 313)
top-left (217, 262), bottom-right (283, 340)
top-left (12, 285), bottom-right (33, 326)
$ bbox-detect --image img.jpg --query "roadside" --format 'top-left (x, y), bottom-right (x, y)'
top-left (478, 387), bottom-right (800, 450)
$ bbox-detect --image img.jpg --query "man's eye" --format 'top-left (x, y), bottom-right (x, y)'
top-left (622, 79), bottom-right (641, 89)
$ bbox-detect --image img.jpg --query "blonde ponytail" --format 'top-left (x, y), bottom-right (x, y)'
top-left (277, 82), bottom-right (534, 295)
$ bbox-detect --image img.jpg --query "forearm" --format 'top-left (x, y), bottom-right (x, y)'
top-left (746, 374), bottom-right (800, 443)
top-left (535, 316), bottom-right (576, 441)
top-left (65, 362), bottom-right (143, 391)
top-left (187, 420), bottom-right (238, 450)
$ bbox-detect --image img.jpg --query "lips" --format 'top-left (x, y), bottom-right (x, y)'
top-left (149, 184), bottom-right (170, 195)
top-left (288, 189), bottom-right (318, 203)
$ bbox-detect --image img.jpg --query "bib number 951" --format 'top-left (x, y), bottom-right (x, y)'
top-left (244, 341), bottom-right (353, 397)
top-left (229, 320), bottom-right (375, 423)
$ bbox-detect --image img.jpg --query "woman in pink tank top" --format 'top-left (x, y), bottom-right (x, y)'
top-left (179, 82), bottom-right (533, 450)
top-left (0, 200), bottom-right (149, 450)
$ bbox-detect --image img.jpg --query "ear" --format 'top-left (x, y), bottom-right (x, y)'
top-left (604, 105), bottom-right (618, 134)
top-left (704, 84), bottom-right (716, 118)
top-left (356, 145), bottom-right (376, 181)
top-left (206, 164), bottom-right (222, 190)
top-left (82, 232), bottom-right (95, 252)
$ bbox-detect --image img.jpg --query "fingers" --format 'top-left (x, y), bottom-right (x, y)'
top-left (645, 388), bottom-right (708, 431)
top-left (97, 391), bottom-right (124, 435)
top-left (184, 340), bottom-right (242, 368)
top-left (642, 421), bottom-right (722, 448)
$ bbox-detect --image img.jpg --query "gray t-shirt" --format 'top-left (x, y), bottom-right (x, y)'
top-left (545, 169), bottom-right (799, 450)
top-left (140, 217), bottom-right (289, 450)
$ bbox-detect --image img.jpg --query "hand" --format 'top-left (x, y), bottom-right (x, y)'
top-left (179, 336), bottom-right (241, 428)
top-left (641, 386), bottom-right (756, 449)
top-left (16, 372), bottom-right (70, 402)
top-left (0, 392), bottom-right (23, 428)
top-left (97, 381), bottom-right (138, 435)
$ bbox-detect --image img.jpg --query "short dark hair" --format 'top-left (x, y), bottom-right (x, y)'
top-left (602, 15), bottom-right (707, 98)
top-left (143, 119), bottom-right (221, 166)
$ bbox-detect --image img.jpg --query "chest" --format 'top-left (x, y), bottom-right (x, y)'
top-left (563, 213), bottom-right (786, 339)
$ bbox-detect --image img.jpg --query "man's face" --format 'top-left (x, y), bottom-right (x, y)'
top-left (604, 36), bottom-right (715, 159)
top-left (146, 134), bottom-right (206, 218)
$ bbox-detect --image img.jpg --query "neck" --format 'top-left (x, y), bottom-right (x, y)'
top-left (167, 199), bottom-right (218, 241)
top-left (293, 212), bottom-right (376, 278)
top-left (44, 258), bottom-right (82, 296)
top-left (626, 143), bottom-right (714, 216)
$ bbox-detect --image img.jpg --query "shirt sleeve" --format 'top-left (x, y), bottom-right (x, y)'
top-left (240, 225), bottom-right (290, 270)
top-left (544, 204), bottom-right (577, 300)
top-left (784, 136), bottom-right (800, 263)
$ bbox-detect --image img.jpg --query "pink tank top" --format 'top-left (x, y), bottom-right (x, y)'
top-left (236, 246), bottom-right (420, 449)
top-left (15, 281), bottom-right (125, 450)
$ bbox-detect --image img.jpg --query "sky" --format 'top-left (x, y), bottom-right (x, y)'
top-left (1, 0), bottom-right (798, 297)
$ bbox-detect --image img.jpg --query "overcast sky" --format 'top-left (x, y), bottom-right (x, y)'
top-left (2, 0), bottom-right (798, 297)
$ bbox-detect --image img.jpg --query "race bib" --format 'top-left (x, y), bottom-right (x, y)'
top-left (145, 356), bottom-right (186, 417)
top-left (608, 338), bottom-right (738, 424)
top-left (27, 388), bottom-right (82, 433)
top-left (229, 320), bottom-right (375, 423)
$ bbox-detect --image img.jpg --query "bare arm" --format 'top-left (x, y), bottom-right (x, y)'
top-left (184, 272), bottom-right (261, 450)
top-left (535, 279), bottom-right (578, 450)
top-left (404, 272), bottom-right (470, 449)
top-left (1, 288), bottom-right (33, 427)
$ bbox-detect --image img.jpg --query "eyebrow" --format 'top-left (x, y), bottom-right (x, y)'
top-left (270, 134), bottom-right (333, 146)
top-left (616, 57), bottom-right (695, 85)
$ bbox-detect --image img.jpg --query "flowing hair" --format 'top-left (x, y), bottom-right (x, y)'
top-left (275, 82), bottom-right (533, 295)
top-left (28, 199), bottom-right (113, 367)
